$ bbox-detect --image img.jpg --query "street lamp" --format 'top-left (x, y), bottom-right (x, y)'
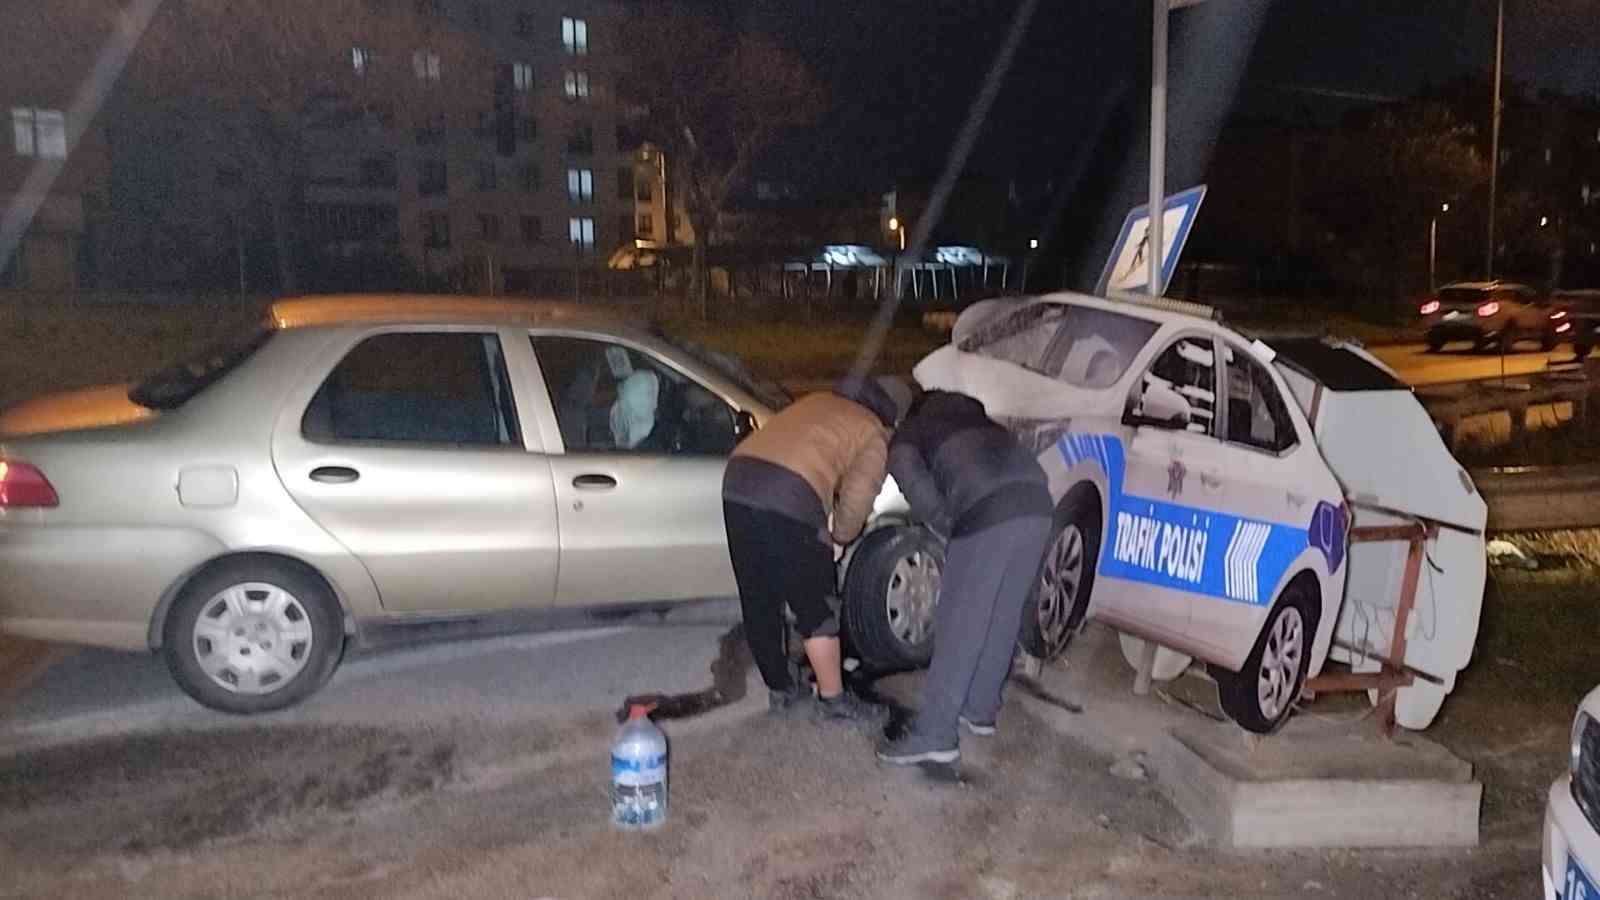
top-left (1029, 238), bottom-right (1039, 250)
top-left (887, 216), bottom-right (906, 251)
top-left (1430, 202), bottom-right (1450, 293)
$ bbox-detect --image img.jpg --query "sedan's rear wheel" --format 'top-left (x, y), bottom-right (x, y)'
top-left (163, 558), bottom-right (344, 714)
top-left (1213, 578), bottom-right (1318, 734)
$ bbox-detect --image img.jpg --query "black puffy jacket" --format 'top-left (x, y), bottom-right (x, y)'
top-left (888, 390), bottom-right (1050, 537)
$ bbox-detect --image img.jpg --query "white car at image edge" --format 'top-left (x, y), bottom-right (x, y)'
top-left (1546, 685), bottom-right (1600, 899)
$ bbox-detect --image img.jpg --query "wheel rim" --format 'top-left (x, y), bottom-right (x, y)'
top-left (1257, 605), bottom-right (1305, 722)
top-left (885, 549), bottom-right (941, 648)
top-left (1036, 524), bottom-right (1086, 655)
top-left (191, 582), bottom-right (315, 695)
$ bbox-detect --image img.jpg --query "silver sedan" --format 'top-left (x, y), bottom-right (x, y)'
top-left (0, 295), bottom-right (940, 712)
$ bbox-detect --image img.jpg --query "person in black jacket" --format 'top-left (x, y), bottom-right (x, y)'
top-left (877, 389), bottom-right (1052, 765)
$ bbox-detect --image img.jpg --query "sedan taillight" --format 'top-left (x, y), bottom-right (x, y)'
top-left (0, 459), bottom-right (59, 508)
top-left (1477, 301), bottom-right (1501, 318)
top-left (1419, 300), bottom-right (1441, 315)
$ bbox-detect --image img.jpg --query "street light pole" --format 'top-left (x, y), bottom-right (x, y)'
top-left (1487, 0), bottom-right (1504, 279)
top-left (1429, 215), bottom-right (1437, 293)
top-left (1147, 0), bottom-right (1168, 299)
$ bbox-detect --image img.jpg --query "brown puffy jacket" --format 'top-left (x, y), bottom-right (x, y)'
top-left (729, 392), bottom-right (888, 544)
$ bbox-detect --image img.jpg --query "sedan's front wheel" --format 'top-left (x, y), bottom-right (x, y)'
top-left (163, 558), bottom-right (345, 714)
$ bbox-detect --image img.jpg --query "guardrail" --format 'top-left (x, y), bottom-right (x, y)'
top-left (1471, 465), bottom-right (1600, 532)
top-left (1414, 364), bottom-right (1600, 449)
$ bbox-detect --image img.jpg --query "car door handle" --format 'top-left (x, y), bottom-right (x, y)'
top-left (309, 466), bottom-right (361, 485)
top-left (572, 473), bottom-right (617, 490)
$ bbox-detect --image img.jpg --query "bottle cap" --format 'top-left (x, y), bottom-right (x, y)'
top-left (627, 702), bottom-right (658, 720)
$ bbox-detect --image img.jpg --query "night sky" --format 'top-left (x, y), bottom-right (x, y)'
top-left (731, 0), bottom-right (1600, 192)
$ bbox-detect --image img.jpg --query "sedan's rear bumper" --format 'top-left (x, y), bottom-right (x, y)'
top-left (0, 524), bottom-right (224, 651)
top-left (1427, 321), bottom-right (1490, 342)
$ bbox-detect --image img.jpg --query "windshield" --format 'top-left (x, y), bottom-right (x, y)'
top-left (957, 301), bottom-right (1159, 389)
top-left (659, 335), bottom-right (793, 411)
top-left (128, 326), bottom-right (275, 410)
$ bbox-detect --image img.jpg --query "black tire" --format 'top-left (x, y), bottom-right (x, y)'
top-left (842, 525), bottom-right (945, 671)
top-left (1019, 489), bottom-right (1102, 660)
top-left (1212, 577), bottom-right (1319, 734)
top-left (1578, 342), bottom-right (1595, 360)
top-left (1424, 334), bottom-right (1445, 353)
top-left (1542, 329), bottom-right (1559, 352)
top-left (162, 557), bottom-right (345, 714)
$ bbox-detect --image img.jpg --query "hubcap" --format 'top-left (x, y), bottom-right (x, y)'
top-left (885, 549), bottom-right (941, 648)
top-left (1257, 606), bottom-right (1305, 722)
top-left (1035, 525), bottom-right (1085, 655)
top-left (191, 582), bottom-right (314, 695)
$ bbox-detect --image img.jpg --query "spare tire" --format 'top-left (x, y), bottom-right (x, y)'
top-left (843, 525), bottom-right (945, 671)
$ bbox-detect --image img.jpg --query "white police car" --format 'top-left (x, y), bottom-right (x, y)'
top-left (1546, 686), bottom-right (1600, 899)
top-left (892, 290), bottom-right (1485, 733)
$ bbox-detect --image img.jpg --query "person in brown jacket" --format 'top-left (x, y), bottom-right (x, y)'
top-left (722, 377), bottom-right (904, 724)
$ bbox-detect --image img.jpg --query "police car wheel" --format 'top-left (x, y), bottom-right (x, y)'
top-left (1214, 578), bottom-right (1319, 734)
top-left (1020, 491), bottom-right (1101, 661)
top-left (842, 525), bottom-right (945, 671)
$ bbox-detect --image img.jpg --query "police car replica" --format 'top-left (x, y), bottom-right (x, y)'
top-left (852, 290), bottom-right (1486, 734)
top-left (1546, 685), bottom-right (1600, 900)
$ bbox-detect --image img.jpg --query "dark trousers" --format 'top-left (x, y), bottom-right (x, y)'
top-left (722, 501), bottom-right (838, 694)
top-left (913, 515), bottom-right (1052, 743)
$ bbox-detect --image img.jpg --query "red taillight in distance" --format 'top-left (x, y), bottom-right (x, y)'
top-left (1419, 299), bottom-right (1441, 315)
top-left (1477, 301), bottom-right (1501, 318)
top-left (0, 459), bottom-right (59, 508)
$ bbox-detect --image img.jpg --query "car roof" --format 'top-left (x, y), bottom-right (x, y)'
top-left (1438, 280), bottom-right (1534, 292)
top-left (267, 294), bottom-right (634, 331)
top-left (1031, 289), bottom-right (1219, 324)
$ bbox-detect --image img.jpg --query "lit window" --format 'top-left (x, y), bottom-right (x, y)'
top-left (413, 50), bottom-right (441, 82)
top-left (564, 71), bottom-right (590, 100)
top-left (514, 62), bottom-right (534, 92)
top-left (568, 216), bottom-right (595, 253)
top-left (567, 168), bottom-right (594, 203)
top-left (11, 108), bottom-right (65, 159)
top-left (352, 46), bottom-right (371, 75)
top-left (562, 17), bottom-right (588, 55)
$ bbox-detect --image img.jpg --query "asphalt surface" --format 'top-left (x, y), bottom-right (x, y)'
top-left (1367, 342), bottom-right (1586, 386)
top-left (0, 600), bottom-right (742, 752)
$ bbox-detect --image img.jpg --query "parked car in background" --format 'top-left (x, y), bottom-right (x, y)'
top-left (1420, 281), bottom-right (1560, 353)
top-left (1544, 684), bottom-right (1600, 900)
top-left (1553, 289), bottom-right (1600, 359)
top-left (0, 295), bottom-right (932, 713)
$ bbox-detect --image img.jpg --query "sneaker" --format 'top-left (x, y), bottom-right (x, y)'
top-left (814, 691), bottom-right (888, 726)
top-left (769, 688), bottom-right (814, 718)
top-left (959, 715), bottom-right (997, 736)
top-left (876, 731), bottom-right (960, 766)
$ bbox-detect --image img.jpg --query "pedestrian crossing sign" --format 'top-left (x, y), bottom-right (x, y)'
top-left (1095, 184), bottom-right (1207, 298)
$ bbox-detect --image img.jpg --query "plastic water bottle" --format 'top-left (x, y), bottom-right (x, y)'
top-left (611, 703), bottom-right (668, 830)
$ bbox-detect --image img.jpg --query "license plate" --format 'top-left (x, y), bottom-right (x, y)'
top-left (1442, 310), bottom-right (1462, 320)
top-left (1566, 857), bottom-right (1599, 899)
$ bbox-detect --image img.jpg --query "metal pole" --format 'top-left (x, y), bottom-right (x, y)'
top-left (1487, 0), bottom-right (1503, 279)
top-left (1429, 216), bottom-right (1438, 293)
top-left (1147, 0), bottom-right (1168, 298)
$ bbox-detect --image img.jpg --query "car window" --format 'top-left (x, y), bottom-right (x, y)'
top-left (129, 326), bottom-right (274, 410)
top-left (531, 335), bottom-right (740, 456)
top-left (1223, 344), bottom-right (1297, 453)
top-left (957, 300), bottom-right (1159, 388)
top-left (302, 332), bottom-right (519, 447)
top-left (1133, 336), bottom-right (1217, 436)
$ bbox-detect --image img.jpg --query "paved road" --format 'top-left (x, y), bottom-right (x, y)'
top-left (1367, 342), bottom-right (1586, 386)
top-left (0, 600), bottom-right (742, 750)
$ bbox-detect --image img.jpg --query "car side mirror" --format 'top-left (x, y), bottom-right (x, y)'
top-left (1124, 379), bottom-right (1192, 430)
top-left (734, 409), bottom-right (758, 438)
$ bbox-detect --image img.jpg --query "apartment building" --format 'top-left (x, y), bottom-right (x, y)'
top-left (3, 76), bottom-right (107, 290)
top-left (298, 2), bottom-right (627, 293)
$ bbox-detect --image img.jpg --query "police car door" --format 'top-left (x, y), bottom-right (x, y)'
top-left (1186, 341), bottom-right (1314, 667)
top-left (1101, 333), bottom-right (1226, 649)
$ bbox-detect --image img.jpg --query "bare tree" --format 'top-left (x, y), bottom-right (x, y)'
top-left (614, 9), bottom-right (825, 314)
